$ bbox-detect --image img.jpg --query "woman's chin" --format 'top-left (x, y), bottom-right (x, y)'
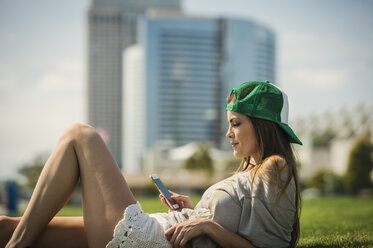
top-left (233, 151), bottom-right (244, 158)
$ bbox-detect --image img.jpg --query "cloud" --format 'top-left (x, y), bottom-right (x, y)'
top-left (35, 60), bottom-right (83, 94)
top-left (0, 58), bottom-right (85, 179)
top-left (287, 67), bottom-right (351, 90)
top-left (280, 30), bottom-right (373, 66)
top-left (278, 29), bottom-right (373, 92)
top-left (0, 63), bottom-right (18, 95)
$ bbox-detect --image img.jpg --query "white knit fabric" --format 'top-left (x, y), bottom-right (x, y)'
top-left (106, 202), bottom-right (172, 248)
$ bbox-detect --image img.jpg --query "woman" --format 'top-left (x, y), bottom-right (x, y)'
top-left (1, 81), bottom-right (302, 248)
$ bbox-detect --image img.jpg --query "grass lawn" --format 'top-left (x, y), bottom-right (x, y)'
top-left (56, 196), bottom-right (373, 247)
top-left (56, 195), bottom-right (202, 216)
top-left (298, 197), bottom-right (373, 248)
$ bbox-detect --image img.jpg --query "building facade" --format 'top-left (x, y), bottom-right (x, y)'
top-left (87, 0), bottom-right (180, 168)
top-left (123, 16), bottom-right (276, 172)
top-left (291, 102), bottom-right (373, 180)
top-left (142, 16), bottom-right (222, 149)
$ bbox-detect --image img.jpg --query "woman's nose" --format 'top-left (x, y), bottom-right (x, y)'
top-left (226, 128), bottom-right (233, 138)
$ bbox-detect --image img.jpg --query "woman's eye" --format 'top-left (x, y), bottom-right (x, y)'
top-left (232, 123), bottom-right (241, 127)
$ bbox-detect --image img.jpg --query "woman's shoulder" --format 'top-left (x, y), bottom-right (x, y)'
top-left (254, 155), bottom-right (290, 181)
top-left (218, 156), bottom-right (292, 197)
top-left (247, 155), bottom-right (295, 191)
top-left (261, 155), bottom-right (288, 173)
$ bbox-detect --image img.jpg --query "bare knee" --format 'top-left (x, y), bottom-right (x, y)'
top-left (0, 216), bottom-right (20, 228)
top-left (62, 123), bottom-right (100, 144)
top-left (0, 216), bottom-right (20, 246)
top-left (0, 216), bottom-right (10, 231)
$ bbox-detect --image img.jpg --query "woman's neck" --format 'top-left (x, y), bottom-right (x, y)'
top-left (244, 157), bottom-right (258, 171)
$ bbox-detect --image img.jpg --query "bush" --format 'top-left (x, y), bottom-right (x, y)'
top-left (307, 169), bottom-right (344, 195)
top-left (182, 144), bottom-right (214, 176)
top-left (343, 138), bottom-right (373, 194)
top-left (223, 157), bottom-right (242, 176)
top-left (18, 154), bottom-right (48, 189)
top-left (312, 129), bottom-right (335, 147)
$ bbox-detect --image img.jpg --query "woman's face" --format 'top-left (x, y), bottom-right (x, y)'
top-left (226, 110), bottom-right (260, 162)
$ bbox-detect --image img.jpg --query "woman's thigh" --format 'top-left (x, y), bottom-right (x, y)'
top-left (37, 217), bottom-right (88, 248)
top-left (67, 124), bottom-right (137, 247)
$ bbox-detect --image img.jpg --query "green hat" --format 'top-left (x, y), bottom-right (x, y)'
top-left (226, 81), bottom-right (302, 145)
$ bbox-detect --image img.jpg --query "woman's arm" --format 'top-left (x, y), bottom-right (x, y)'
top-left (165, 218), bottom-right (255, 248)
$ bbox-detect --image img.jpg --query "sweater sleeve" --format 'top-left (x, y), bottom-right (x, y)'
top-left (189, 172), bottom-right (296, 248)
top-left (236, 173), bottom-right (296, 248)
top-left (187, 189), bottom-right (241, 248)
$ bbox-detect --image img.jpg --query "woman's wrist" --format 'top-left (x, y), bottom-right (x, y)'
top-left (201, 219), bottom-right (216, 235)
top-left (200, 219), bottom-right (255, 248)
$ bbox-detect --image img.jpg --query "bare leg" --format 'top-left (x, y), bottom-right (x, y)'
top-left (0, 216), bottom-right (88, 248)
top-left (6, 123), bottom-right (136, 248)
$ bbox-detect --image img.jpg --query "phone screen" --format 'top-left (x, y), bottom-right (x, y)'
top-left (150, 174), bottom-right (178, 210)
top-left (151, 175), bottom-right (172, 200)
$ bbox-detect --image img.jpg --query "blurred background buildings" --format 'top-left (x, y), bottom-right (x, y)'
top-left (88, 0), bottom-right (276, 172)
top-left (87, 0), bottom-right (372, 179)
top-left (292, 103), bottom-right (373, 180)
top-left (88, 0), bottom-right (181, 168)
top-left (0, 1), bottom-right (372, 205)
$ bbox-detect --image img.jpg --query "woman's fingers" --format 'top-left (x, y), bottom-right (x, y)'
top-left (171, 195), bottom-right (194, 209)
top-left (165, 221), bottom-right (196, 248)
top-left (180, 237), bottom-right (189, 248)
top-left (159, 194), bottom-right (173, 211)
top-left (170, 196), bottom-right (184, 208)
top-left (161, 191), bottom-right (194, 211)
top-left (166, 224), bottom-right (182, 245)
top-left (164, 225), bottom-right (174, 240)
top-left (169, 227), bottom-right (191, 248)
top-left (165, 225), bottom-right (179, 244)
top-left (173, 229), bottom-right (184, 247)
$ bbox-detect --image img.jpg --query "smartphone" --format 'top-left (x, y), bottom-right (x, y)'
top-left (150, 174), bottom-right (179, 210)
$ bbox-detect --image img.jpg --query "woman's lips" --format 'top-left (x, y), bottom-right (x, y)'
top-left (231, 142), bottom-right (238, 147)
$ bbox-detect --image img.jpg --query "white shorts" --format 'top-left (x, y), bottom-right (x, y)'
top-left (106, 202), bottom-right (172, 248)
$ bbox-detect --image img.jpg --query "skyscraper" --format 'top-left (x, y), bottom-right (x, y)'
top-left (87, 0), bottom-right (180, 168)
top-left (123, 16), bottom-right (276, 172)
top-left (219, 18), bottom-right (276, 148)
top-left (142, 16), bottom-right (222, 149)
top-left (220, 18), bottom-right (276, 98)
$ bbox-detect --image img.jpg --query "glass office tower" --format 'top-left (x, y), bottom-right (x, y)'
top-left (123, 16), bottom-right (276, 172)
top-left (87, 0), bottom-right (180, 168)
top-left (219, 18), bottom-right (276, 148)
top-left (142, 17), bottom-right (222, 149)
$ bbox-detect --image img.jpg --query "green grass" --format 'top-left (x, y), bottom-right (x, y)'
top-left (55, 196), bottom-right (373, 247)
top-left (298, 197), bottom-right (373, 248)
top-left (56, 195), bottom-right (202, 216)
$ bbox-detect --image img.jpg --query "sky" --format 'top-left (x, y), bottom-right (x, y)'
top-left (0, 0), bottom-right (372, 180)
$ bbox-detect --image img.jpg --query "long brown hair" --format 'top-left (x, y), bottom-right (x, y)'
top-left (228, 94), bottom-right (301, 248)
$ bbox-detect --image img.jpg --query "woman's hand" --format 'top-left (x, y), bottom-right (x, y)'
top-left (159, 191), bottom-right (194, 212)
top-left (165, 218), bottom-right (211, 248)
top-left (166, 218), bottom-right (256, 248)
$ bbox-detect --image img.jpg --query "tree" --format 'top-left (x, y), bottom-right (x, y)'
top-left (343, 138), bottom-right (373, 194)
top-left (18, 154), bottom-right (48, 189)
top-left (222, 157), bottom-right (242, 177)
top-left (307, 169), bottom-right (344, 195)
top-left (182, 144), bottom-right (214, 176)
top-left (312, 129), bottom-right (335, 148)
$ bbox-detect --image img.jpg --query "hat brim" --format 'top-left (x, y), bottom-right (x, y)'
top-left (277, 122), bottom-right (303, 145)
